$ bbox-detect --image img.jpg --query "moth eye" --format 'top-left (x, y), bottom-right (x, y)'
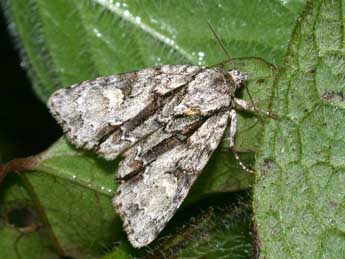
top-left (233, 70), bottom-right (240, 76)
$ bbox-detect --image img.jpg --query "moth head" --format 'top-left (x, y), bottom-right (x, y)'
top-left (228, 69), bottom-right (247, 90)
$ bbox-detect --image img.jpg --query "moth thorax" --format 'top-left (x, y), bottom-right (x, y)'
top-left (228, 69), bottom-right (247, 89)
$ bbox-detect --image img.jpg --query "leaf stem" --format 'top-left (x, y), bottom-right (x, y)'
top-left (0, 155), bottom-right (42, 184)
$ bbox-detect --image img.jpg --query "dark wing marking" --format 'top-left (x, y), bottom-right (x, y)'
top-left (113, 67), bottom-right (232, 247)
top-left (48, 65), bottom-right (201, 159)
top-left (114, 111), bottom-right (229, 247)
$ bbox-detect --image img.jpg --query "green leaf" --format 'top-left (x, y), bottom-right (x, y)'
top-left (0, 226), bottom-right (58, 259)
top-left (0, 174), bottom-right (59, 259)
top-left (2, 0), bottom-right (306, 101)
top-left (1, 139), bottom-right (122, 258)
top-left (162, 198), bottom-right (253, 259)
top-left (254, 0), bottom-right (345, 258)
top-left (104, 195), bottom-right (253, 259)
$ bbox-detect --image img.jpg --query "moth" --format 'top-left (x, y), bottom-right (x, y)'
top-left (48, 63), bottom-right (259, 248)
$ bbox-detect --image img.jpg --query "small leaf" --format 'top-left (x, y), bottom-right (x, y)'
top-left (254, 0), bottom-right (345, 258)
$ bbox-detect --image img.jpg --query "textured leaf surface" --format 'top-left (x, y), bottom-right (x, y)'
top-left (104, 195), bottom-right (253, 259)
top-left (254, 0), bottom-right (345, 258)
top-left (2, 0), bottom-right (306, 101)
top-left (164, 199), bottom-right (253, 259)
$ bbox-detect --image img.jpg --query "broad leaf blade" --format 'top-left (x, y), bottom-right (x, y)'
top-left (2, 0), bottom-right (306, 101)
top-left (254, 0), bottom-right (345, 258)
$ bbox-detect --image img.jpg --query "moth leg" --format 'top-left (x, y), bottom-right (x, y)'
top-left (229, 109), bottom-right (237, 148)
top-left (229, 109), bottom-right (254, 174)
top-left (234, 98), bottom-right (275, 118)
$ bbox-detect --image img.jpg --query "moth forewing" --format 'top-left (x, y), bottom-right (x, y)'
top-left (114, 111), bottom-right (229, 247)
top-left (47, 64), bottom-right (248, 248)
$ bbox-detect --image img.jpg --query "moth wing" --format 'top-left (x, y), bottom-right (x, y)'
top-left (48, 65), bottom-right (200, 159)
top-left (114, 111), bottom-right (229, 247)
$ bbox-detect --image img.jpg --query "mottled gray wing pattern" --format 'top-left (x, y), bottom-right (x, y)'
top-left (114, 111), bottom-right (229, 247)
top-left (111, 67), bottom-right (233, 247)
top-left (48, 65), bottom-right (201, 160)
top-left (48, 64), bottom-right (233, 248)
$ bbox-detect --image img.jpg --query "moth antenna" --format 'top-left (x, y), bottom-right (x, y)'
top-left (244, 82), bottom-right (260, 114)
top-left (207, 24), bottom-right (264, 123)
top-left (207, 22), bottom-right (232, 60)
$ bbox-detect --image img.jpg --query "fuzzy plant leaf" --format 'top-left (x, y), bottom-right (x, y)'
top-left (1, 0), bottom-right (306, 102)
top-left (104, 195), bottom-right (253, 259)
top-left (254, 0), bottom-right (345, 258)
